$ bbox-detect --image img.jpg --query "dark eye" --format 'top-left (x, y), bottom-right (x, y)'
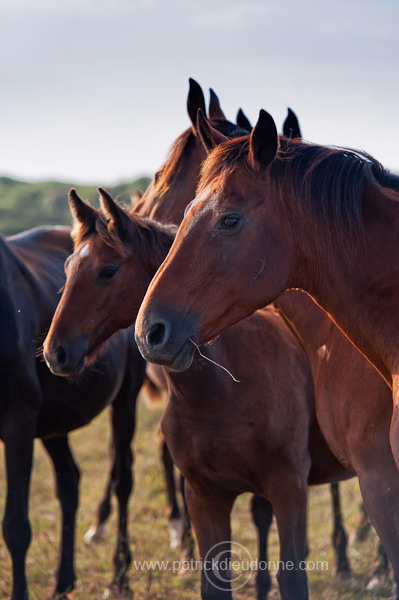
top-left (220, 216), bottom-right (241, 230)
top-left (98, 265), bottom-right (119, 279)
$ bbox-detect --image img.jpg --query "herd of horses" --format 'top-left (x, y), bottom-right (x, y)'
top-left (1, 79), bottom-right (399, 599)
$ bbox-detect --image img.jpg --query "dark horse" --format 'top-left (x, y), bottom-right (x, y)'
top-left (43, 189), bottom-right (360, 599)
top-left (0, 225), bottom-right (146, 600)
top-left (134, 109), bottom-right (399, 594)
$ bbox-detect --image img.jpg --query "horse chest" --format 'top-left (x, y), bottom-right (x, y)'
top-left (162, 410), bottom-right (272, 493)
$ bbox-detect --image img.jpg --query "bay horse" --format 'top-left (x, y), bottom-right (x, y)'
top-left (133, 110), bottom-right (399, 592)
top-left (132, 87), bottom-right (372, 578)
top-left (0, 225), bottom-right (146, 600)
top-left (43, 189), bottom-right (361, 599)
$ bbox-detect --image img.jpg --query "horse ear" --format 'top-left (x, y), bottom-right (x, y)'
top-left (236, 108), bottom-right (252, 132)
top-left (249, 110), bottom-right (278, 171)
top-left (208, 88), bottom-right (226, 120)
top-left (98, 187), bottom-right (131, 237)
top-left (68, 189), bottom-right (97, 227)
top-left (187, 78), bottom-right (206, 130)
top-left (131, 188), bottom-right (143, 208)
top-left (283, 108), bottom-right (302, 139)
top-left (196, 109), bottom-right (229, 155)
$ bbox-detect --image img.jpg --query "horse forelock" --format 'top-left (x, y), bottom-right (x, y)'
top-left (151, 118), bottom-right (251, 201)
top-left (199, 136), bottom-right (251, 192)
top-left (72, 203), bottom-right (175, 273)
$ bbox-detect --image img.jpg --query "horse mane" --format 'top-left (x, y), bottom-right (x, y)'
top-left (200, 135), bottom-right (399, 241)
top-left (151, 128), bottom-right (197, 198)
top-left (137, 118), bottom-right (251, 211)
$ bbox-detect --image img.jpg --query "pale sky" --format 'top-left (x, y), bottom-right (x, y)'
top-left (1, 0), bottom-right (398, 184)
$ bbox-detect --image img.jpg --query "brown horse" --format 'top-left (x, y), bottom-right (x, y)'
top-left (133, 110), bottom-right (399, 591)
top-left (43, 189), bottom-right (356, 600)
top-left (0, 225), bottom-right (146, 600)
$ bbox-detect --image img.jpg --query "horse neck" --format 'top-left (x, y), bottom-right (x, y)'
top-left (275, 291), bottom-right (330, 362)
top-left (291, 184), bottom-right (399, 387)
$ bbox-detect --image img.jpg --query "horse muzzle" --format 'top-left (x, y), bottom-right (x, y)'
top-left (43, 336), bottom-right (89, 377)
top-left (134, 306), bottom-right (197, 371)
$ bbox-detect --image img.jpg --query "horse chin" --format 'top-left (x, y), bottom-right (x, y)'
top-left (164, 340), bottom-right (195, 372)
top-left (45, 352), bottom-right (87, 378)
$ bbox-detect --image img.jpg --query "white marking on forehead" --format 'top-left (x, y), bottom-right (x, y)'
top-left (183, 187), bottom-right (221, 234)
top-left (79, 243), bottom-right (91, 258)
top-left (185, 187), bottom-right (213, 216)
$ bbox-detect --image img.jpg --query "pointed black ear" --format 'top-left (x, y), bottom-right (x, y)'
top-left (282, 108), bottom-right (302, 139)
top-left (249, 110), bottom-right (278, 171)
top-left (98, 187), bottom-right (131, 237)
top-left (68, 189), bottom-right (97, 227)
top-left (196, 109), bottom-right (229, 155)
top-left (208, 88), bottom-right (226, 120)
top-left (236, 108), bottom-right (252, 132)
top-left (187, 78), bottom-right (206, 130)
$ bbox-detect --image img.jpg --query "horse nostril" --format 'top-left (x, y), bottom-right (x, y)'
top-left (147, 323), bottom-right (167, 348)
top-left (56, 345), bottom-right (67, 366)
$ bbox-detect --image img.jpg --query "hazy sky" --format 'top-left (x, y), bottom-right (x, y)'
top-left (1, 0), bottom-right (398, 184)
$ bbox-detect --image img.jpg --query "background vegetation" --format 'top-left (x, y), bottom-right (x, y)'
top-left (0, 176), bottom-right (151, 235)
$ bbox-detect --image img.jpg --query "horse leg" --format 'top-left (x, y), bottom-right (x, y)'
top-left (329, 483), bottom-right (350, 575)
top-left (179, 473), bottom-right (195, 562)
top-left (358, 471), bottom-right (399, 597)
top-left (161, 438), bottom-right (183, 548)
top-left (84, 435), bottom-right (114, 545)
top-left (42, 435), bottom-right (80, 599)
top-left (1, 405), bottom-right (36, 600)
top-left (250, 495), bottom-right (273, 600)
top-left (184, 480), bottom-right (236, 600)
top-left (270, 479), bottom-right (309, 600)
top-left (366, 542), bottom-right (390, 592)
top-left (106, 385), bottom-right (139, 598)
top-left (352, 502), bottom-right (372, 543)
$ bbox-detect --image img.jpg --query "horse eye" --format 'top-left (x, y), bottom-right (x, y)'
top-left (220, 216), bottom-right (240, 230)
top-left (99, 265), bottom-right (119, 279)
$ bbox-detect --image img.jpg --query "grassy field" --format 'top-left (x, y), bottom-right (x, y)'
top-left (0, 392), bottom-right (393, 599)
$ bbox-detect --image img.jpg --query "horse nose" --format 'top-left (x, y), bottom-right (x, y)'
top-left (135, 308), bottom-right (196, 370)
top-left (146, 320), bottom-right (171, 349)
top-left (56, 345), bottom-right (67, 366)
top-left (43, 336), bottom-right (88, 376)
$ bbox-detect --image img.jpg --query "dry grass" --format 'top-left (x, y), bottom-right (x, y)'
top-left (0, 393), bottom-right (394, 599)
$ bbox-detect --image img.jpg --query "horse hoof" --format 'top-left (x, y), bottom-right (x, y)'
top-left (333, 569), bottom-right (351, 581)
top-left (84, 522), bottom-right (107, 544)
top-left (103, 584), bottom-right (134, 599)
top-left (367, 575), bottom-right (384, 591)
top-left (49, 591), bottom-right (75, 600)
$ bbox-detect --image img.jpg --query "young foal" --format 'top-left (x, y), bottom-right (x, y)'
top-left (43, 190), bottom-right (357, 600)
top-left (134, 110), bottom-right (399, 592)
top-left (0, 225), bottom-right (145, 600)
